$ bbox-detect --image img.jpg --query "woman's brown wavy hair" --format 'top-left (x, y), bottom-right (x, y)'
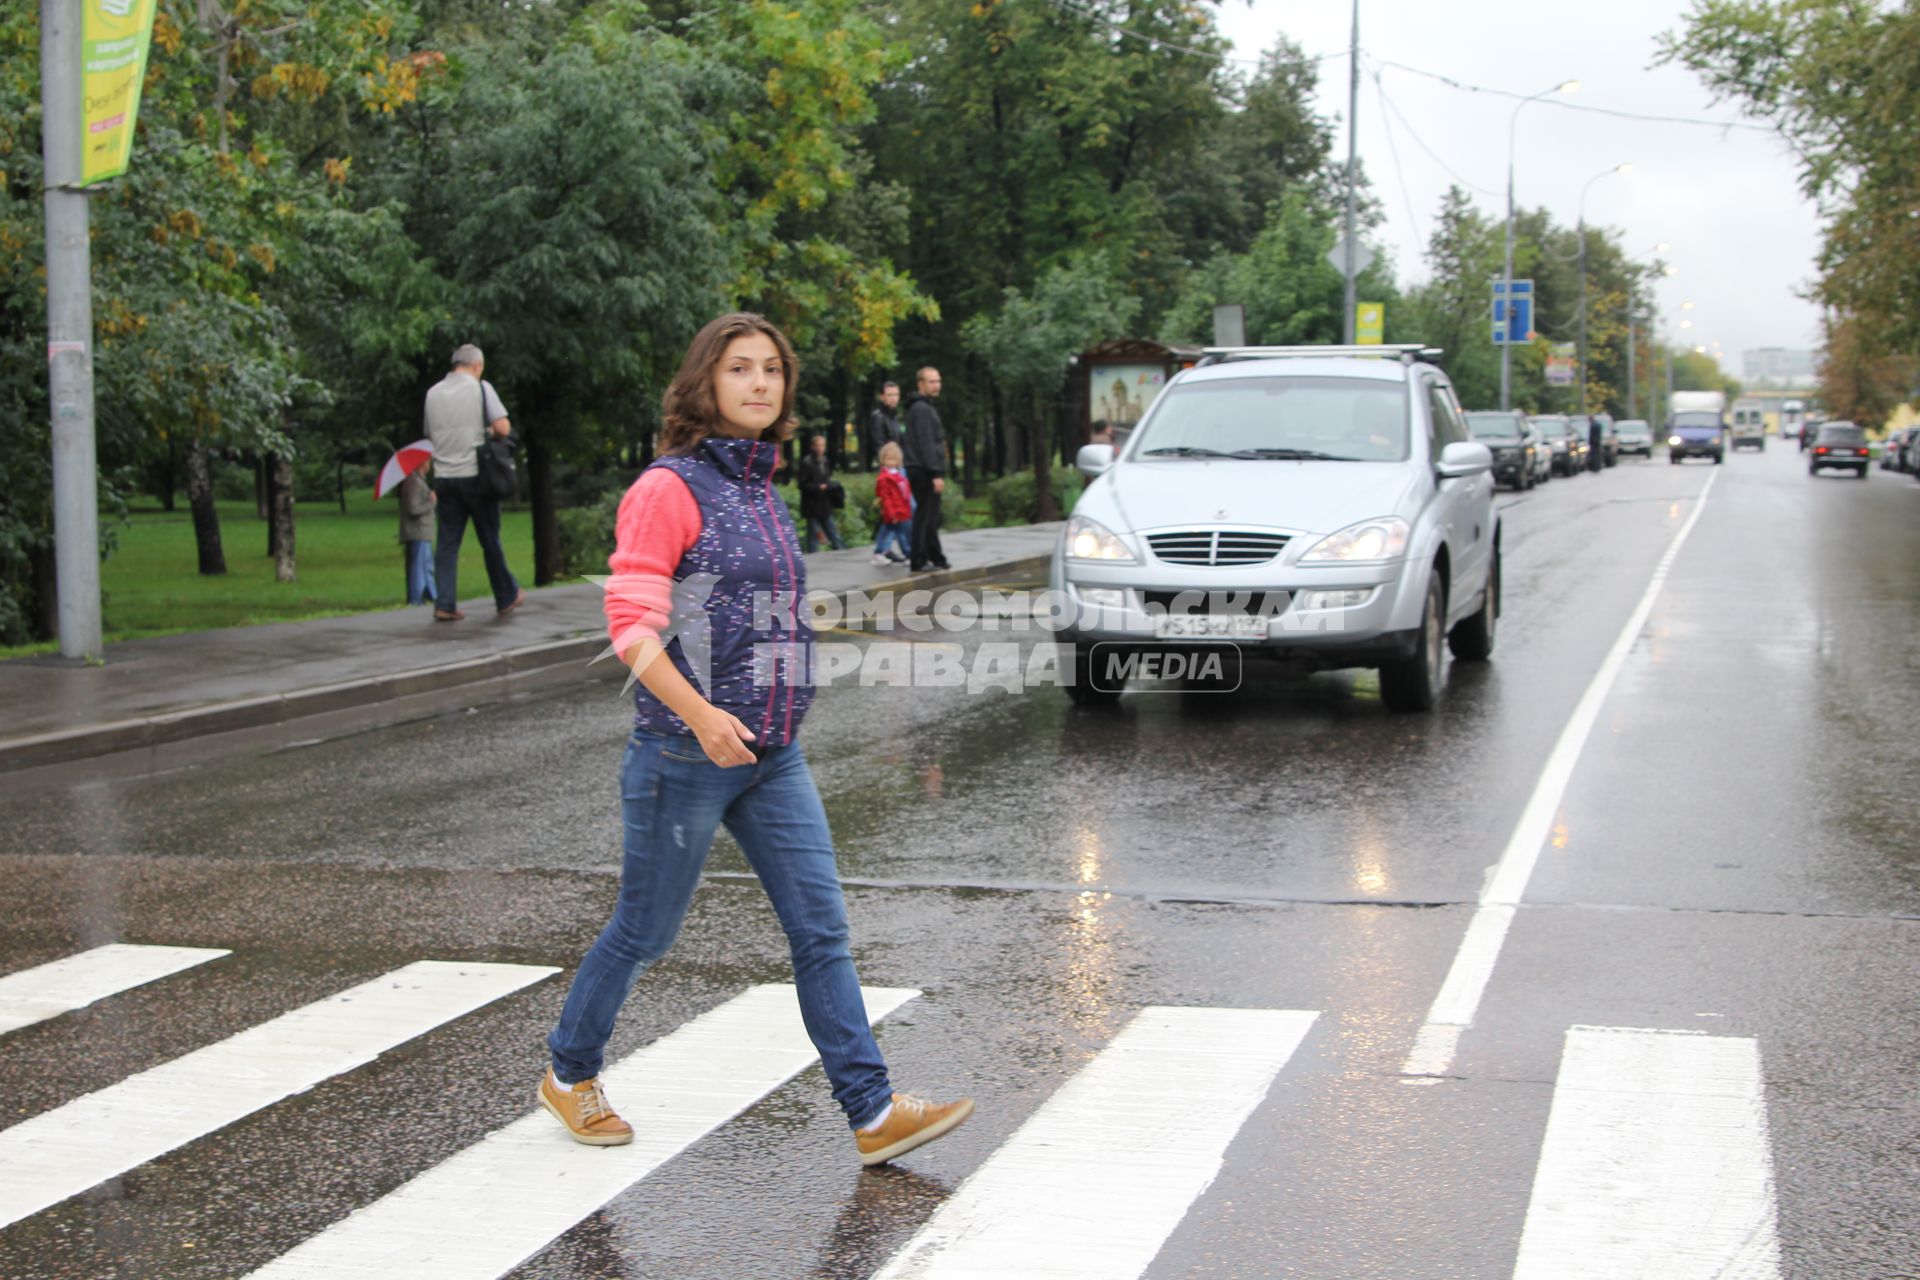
top-left (659, 312), bottom-right (799, 455)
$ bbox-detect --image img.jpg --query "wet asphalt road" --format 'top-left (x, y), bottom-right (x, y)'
top-left (1, 444), bottom-right (1916, 1279)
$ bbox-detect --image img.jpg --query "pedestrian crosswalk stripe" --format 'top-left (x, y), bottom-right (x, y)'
top-left (0, 959), bottom-right (557, 1230)
top-left (0, 943), bottom-right (230, 1037)
top-left (869, 1006), bottom-right (1319, 1280)
top-left (1512, 1026), bottom-right (1782, 1279)
top-left (243, 982), bottom-right (921, 1280)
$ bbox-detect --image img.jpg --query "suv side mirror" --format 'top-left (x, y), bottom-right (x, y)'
top-left (1437, 441), bottom-right (1493, 479)
top-left (1076, 444), bottom-right (1116, 478)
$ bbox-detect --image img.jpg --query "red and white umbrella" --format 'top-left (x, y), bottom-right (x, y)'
top-left (374, 439), bottom-right (434, 498)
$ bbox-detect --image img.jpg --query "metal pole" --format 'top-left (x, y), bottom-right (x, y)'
top-left (1577, 218), bottom-right (1588, 418)
top-left (1501, 134), bottom-right (1515, 411)
top-left (1341, 0), bottom-right (1359, 344)
top-left (42, 0), bottom-right (101, 659)
top-left (1626, 300), bottom-right (1636, 420)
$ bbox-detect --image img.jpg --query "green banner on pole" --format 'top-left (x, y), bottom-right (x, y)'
top-left (79, 0), bottom-right (158, 186)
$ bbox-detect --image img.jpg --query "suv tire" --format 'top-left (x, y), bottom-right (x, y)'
top-left (1449, 548), bottom-right (1498, 662)
top-left (1063, 643), bottom-right (1122, 707)
top-left (1381, 571), bottom-right (1445, 713)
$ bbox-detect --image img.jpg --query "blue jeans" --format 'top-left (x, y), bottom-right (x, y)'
top-left (547, 732), bottom-right (893, 1129)
top-left (804, 514), bottom-right (845, 552)
top-left (873, 521), bottom-right (911, 558)
top-left (404, 540), bottom-right (436, 604)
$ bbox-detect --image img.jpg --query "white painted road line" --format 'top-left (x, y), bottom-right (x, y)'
top-left (0, 943), bottom-right (230, 1037)
top-left (869, 1006), bottom-right (1319, 1280)
top-left (1513, 1026), bottom-right (1782, 1279)
top-left (244, 983), bottom-right (921, 1280)
top-left (1403, 473), bottom-right (1719, 1079)
top-left (0, 959), bottom-right (557, 1230)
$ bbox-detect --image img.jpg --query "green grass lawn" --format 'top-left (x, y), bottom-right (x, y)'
top-left (1, 494), bottom-right (536, 658)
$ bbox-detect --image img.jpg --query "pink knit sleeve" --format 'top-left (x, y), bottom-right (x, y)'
top-left (604, 468), bottom-right (703, 657)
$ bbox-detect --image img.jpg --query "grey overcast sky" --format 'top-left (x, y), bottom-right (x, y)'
top-left (1209, 0), bottom-right (1825, 377)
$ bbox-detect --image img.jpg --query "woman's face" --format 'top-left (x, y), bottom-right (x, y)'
top-left (713, 333), bottom-right (784, 438)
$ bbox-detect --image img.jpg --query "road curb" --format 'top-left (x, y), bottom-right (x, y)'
top-left (0, 553), bottom-right (1052, 774)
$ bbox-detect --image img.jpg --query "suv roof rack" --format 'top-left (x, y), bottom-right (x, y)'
top-left (1197, 344), bottom-right (1445, 367)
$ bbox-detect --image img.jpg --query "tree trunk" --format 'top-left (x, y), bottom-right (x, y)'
top-left (184, 438), bottom-right (228, 576)
top-left (254, 453), bottom-right (269, 520)
top-left (827, 371), bottom-right (848, 472)
top-left (527, 433), bottom-right (561, 586)
top-left (159, 438), bottom-right (178, 512)
top-left (27, 542), bottom-right (56, 642)
top-left (1030, 395), bottom-right (1059, 523)
top-left (335, 456), bottom-right (347, 514)
top-left (270, 453), bottom-right (295, 582)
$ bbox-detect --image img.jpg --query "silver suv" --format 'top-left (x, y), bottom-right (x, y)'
top-left (1052, 345), bottom-right (1500, 711)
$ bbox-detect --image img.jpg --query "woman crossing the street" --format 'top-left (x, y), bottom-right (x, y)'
top-left (540, 312), bottom-right (973, 1165)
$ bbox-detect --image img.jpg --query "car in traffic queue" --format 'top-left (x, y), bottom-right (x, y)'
top-left (1878, 426), bottom-right (1915, 473)
top-left (1730, 398), bottom-right (1768, 451)
top-left (1528, 413), bottom-right (1581, 476)
top-left (1808, 421), bottom-right (1871, 478)
top-left (1592, 413), bottom-right (1621, 467)
top-left (1668, 413), bottom-right (1726, 464)
top-left (1614, 418), bottom-right (1654, 457)
top-left (1465, 409), bottom-right (1541, 490)
top-left (1052, 344), bottom-right (1501, 713)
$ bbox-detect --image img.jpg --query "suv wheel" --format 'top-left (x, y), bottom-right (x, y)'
top-left (1063, 643), bottom-right (1123, 707)
top-left (1380, 572), bottom-right (1445, 712)
top-left (1449, 548), bottom-right (1498, 662)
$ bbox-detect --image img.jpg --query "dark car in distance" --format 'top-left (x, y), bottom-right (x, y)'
top-left (1466, 410), bottom-right (1540, 490)
top-left (1809, 422), bottom-right (1870, 478)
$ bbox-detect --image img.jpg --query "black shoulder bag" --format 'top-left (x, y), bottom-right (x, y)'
top-left (474, 383), bottom-right (518, 501)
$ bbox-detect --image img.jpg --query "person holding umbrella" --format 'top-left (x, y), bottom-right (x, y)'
top-left (540, 311), bottom-right (974, 1167)
top-left (399, 466), bottom-right (436, 604)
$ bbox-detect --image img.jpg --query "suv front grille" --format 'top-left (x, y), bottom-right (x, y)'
top-left (1146, 530), bottom-right (1291, 566)
top-left (1138, 589), bottom-right (1290, 616)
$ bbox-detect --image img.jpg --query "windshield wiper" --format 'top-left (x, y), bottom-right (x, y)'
top-left (1142, 446), bottom-right (1233, 458)
top-left (1226, 447), bottom-right (1361, 461)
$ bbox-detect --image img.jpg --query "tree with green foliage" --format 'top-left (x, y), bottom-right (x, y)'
top-left (962, 259), bottom-right (1140, 521)
top-left (1661, 2), bottom-right (1920, 372)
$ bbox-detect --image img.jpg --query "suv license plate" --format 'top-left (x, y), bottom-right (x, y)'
top-left (1154, 615), bottom-right (1268, 639)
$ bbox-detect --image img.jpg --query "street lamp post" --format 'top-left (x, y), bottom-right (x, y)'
top-left (1501, 78), bottom-right (1579, 411)
top-left (1576, 162), bottom-right (1631, 419)
top-left (1625, 244), bottom-right (1672, 421)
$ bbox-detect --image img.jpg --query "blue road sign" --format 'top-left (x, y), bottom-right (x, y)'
top-left (1491, 279), bottom-right (1534, 346)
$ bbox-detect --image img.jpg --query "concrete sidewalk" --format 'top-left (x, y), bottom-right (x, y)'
top-left (0, 522), bottom-right (1060, 775)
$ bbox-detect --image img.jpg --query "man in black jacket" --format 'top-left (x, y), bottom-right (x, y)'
top-left (902, 367), bottom-right (950, 572)
top-left (865, 381), bottom-right (903, 470)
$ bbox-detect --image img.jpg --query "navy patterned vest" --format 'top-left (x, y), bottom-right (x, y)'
top-left (630, 436), bottom-right (814, 747)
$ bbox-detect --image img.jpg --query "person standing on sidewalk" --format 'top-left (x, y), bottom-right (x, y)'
top-left (540, 311), bottom-right (973, 1167)
top-left (425, 344), bottom-right (525, 621)
top-left (870, 441), bottom-right (912, 565)
top-left (902, 367), bottom-right (950, 572)
top-left (797, 433), bottom-right (846, 552)
top-left (864, 381), bottom-right (903, 470)
top-left (398, 466), bottom-right (437, 605)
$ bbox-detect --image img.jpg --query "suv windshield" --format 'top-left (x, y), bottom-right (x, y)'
top-left (1817, 424), bottom-right (1865, 443)
top-left (1672, 412), bottom-right (1722, 431)
top-left (1131, 376), bottom-right (1409, 462)
top-left (1465, 413), bottom-right (1522, 440)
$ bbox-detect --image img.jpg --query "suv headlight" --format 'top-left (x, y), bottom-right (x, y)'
top-left (1299, 517), bottom-right (1410, 563)
top-left (1064, 515), bottom-right (1137, 563)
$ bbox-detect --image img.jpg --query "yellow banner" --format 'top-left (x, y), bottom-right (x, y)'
top-left (1356, 302), bottom-right (1385, 345)
top-left (80, 0), bottom-right (159, 186)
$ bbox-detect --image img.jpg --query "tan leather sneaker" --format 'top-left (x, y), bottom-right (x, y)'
top-left (855, 1091), bottom-right (974, 1166)
top-left (539, 1069), bottom-right (634, 1147)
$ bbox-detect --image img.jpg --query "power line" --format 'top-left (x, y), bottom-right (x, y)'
top-left (1372, 57), bottom-right (1776, 134)
top-left (1369, 61), bottom-right (1501, 198)
top-left (1371, 73), bottom-right (1425, 250)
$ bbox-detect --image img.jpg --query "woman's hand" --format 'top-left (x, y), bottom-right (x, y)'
top-left (690, 705), bottom-right (758, 768)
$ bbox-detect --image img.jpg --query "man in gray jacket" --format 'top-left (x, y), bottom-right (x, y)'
top-left (425, 344), bottom-right (524, 620)
top-left (902, 367), bottom-right (950, 572)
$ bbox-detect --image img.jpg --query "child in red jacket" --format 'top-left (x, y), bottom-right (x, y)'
top-left (871, 441), bottom-right (913, 565)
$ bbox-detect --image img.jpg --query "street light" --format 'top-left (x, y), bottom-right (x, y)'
top-left (1500, 77), bottom-right (1580, 410)
top-left (1576, 161), bottom-right (1632, 419)
top-left (1625, 241), bottom-right (1673, 418)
